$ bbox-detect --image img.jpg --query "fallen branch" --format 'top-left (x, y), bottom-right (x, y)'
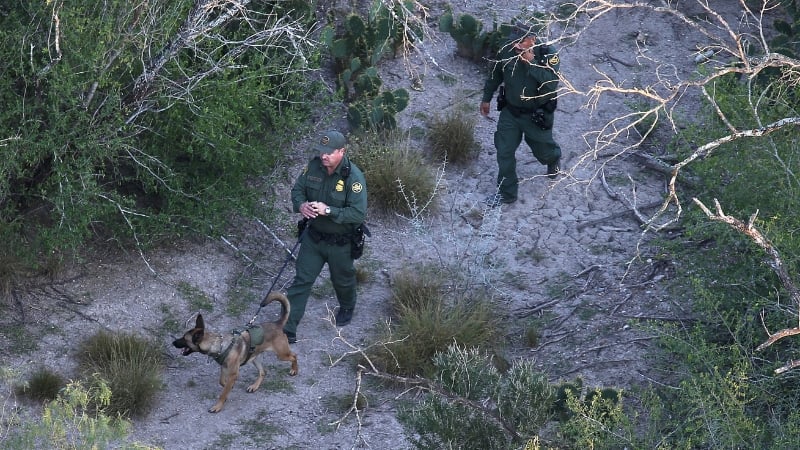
top-left (578, 336), bottom-right (656, 356)
top-left (629, 152), bottom-right (699, 186)
top-left (576, 171), bottom-right (662, 230)
top-left (360, 366), bottom-right (522, 442)
top-left (329, 329), bottom-right (523, 444)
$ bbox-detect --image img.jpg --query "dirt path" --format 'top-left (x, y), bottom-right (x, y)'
top-left (1, 1), bottom-right (754, 448)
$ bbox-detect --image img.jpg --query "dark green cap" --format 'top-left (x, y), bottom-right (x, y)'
top-left (313, 130), bottom-right (346, 153)
top-left (508, 22), bottom-right (536, 41)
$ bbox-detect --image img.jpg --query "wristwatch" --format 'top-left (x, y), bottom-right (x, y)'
top-left (324, 206), bottom-right (331, 215)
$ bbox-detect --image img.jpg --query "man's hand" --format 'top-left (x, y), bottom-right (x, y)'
top-left (480, 101), bottom-right (491, 116)
top-left (302, 201), bottom-right (330, 219)
top-left (518, 48), bottom-right (534, 63)
top-left (300, 201), bottom-right (319, 219)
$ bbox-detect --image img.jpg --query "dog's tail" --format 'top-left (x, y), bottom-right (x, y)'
top-left (262, 291), bottom-right (291, 327)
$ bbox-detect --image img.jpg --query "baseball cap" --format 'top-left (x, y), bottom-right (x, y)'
top-left (313, 130), bottom-right (346, 154)
top-left (507, 22), bottom-right (537, 41)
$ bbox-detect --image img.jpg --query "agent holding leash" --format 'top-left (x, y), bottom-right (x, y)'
top-left (283, 130), bottom-right (368, 343)
top-left (480, 25), bottom-right (563, 207)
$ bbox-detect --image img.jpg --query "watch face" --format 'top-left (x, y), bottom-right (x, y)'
top-left (325, 207), bottom-right (331, 214)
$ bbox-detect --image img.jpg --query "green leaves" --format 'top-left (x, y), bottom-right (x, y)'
top-left (0, 0), bottom-right (317, 256)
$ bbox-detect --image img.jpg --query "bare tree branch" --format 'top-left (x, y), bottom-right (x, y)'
top-left (124, 0), bottom-right (313, 124)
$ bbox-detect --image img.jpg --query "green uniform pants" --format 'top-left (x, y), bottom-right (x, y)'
top-left (285, 235), bottom-right (356, 334)
top-left (494, 108), bottom-right (562, 201)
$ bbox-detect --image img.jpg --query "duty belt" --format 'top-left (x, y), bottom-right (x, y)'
top-left (307, 227), bottom-right (352, 246)
top-left (505, 103), bottom-right (538, 117)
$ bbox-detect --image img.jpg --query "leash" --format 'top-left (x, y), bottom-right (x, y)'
top-left (247, 219), bottom-right (311, 326)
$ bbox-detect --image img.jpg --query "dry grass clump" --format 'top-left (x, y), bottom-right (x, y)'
top-left (77, 331), bottom-right (163, 417)
top-left (349, 130), bottom-right (438, 216)
top-left (427, 109), bottom-right (480, 164)
top-left (16, 366), bottom-right (66, 403)
top-left (369, 265), bottom-right (500, 377)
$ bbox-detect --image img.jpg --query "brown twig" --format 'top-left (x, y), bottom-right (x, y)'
top-left (578, 336), bottom-right (656, 356)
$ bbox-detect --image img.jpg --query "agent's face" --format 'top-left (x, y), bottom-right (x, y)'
top-left (321, 147), bottom-right (344, 170)
top-left (513, 36), bottom-right (536, 53)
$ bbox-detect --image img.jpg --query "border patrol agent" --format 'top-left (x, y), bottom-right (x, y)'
top-left (480, 26), bottom-right (563, 207)
top-left (283, 130), bottom-right (368, 343)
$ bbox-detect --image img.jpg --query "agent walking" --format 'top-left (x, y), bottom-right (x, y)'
top-left (284, 130), bottom-right (367, 343)
top-left (480, 27), bottom-right (563, 207)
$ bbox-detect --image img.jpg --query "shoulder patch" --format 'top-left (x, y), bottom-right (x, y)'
top-left (549, 54), bottom-right (559, 66)
top-left (351, 182), bottom-right (363, 193)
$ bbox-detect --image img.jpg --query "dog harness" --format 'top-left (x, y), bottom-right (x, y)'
top-left (213, 326), bottom-right (265, 366)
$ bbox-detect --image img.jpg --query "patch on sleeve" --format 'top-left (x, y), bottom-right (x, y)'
top-left (548, 54), bottom-right (560, 66)
top-left (351, 182), bottom-right (363, 193)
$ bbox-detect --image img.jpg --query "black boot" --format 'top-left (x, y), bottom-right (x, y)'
top-left (335, 308), bottom-right (354, 326)
top-left (547, 159), bottom-right (560, 179)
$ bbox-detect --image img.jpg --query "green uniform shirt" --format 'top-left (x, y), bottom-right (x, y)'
top-left (482, 42), bottom-right (561, 109)
top-left (291, 155), bottom-right (367, 235)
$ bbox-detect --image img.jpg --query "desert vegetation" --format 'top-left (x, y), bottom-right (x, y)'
top-left (2, 0), bottom-right (800, 448)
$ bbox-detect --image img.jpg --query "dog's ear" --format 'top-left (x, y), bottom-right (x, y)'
top-left (195, 314), bottom-right (205, 329)
top-left (191, 328), bottom-right (204, 344)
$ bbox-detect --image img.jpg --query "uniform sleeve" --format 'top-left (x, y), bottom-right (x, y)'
top-left (528, 46), bottom-right (560, 101)
top-left (482, 56), bottom-right (505, 103)
top-left (290, 163), bottom-right (310, 213)
top-left (332, 166), bottom-right (367, 225)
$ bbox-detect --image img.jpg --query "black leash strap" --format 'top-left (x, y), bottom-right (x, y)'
top-left (247, 220), bottom-right (311, 326)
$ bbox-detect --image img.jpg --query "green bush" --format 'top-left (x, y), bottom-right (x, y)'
top-left (633, 62), bottom-right (800, 448)
top-left (77, 331), bottom-right (163, 417)
top-left (399, 344), bottom-right (555, 449)
top-left (0, 1), bottom-right (316, 261)
top-left (427, 109), bottom-right (480, 164)
top-left (349, 130), bottom-right (438, 217)
top-left (3, 377), bottom-right (153, 449)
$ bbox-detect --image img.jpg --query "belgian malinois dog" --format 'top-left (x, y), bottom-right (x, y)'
top-left (172, 291), bottom-right (298, 413)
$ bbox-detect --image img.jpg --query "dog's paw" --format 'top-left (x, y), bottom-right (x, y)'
top-left (289, 369), bottom-right (298, 376)
top-left (246, 384), bottom-right (260, 393)
top-left (209, 403), bottom-right (224, 413)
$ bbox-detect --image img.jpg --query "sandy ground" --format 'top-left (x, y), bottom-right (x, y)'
top-left (0, 1), bottom-right (762, 448)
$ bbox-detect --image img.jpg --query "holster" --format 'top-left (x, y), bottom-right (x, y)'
top-left (532, 99), bottom-right (557, 130)
top-left (350, 224), bottom-right (371, 260)
top-left (496, 86), bottom-right (507, 111)
top-left (296, 218), bottom-right (308, 238)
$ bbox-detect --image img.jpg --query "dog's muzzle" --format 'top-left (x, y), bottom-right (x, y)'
top-left (172, 338), bottom-right (194, 355)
